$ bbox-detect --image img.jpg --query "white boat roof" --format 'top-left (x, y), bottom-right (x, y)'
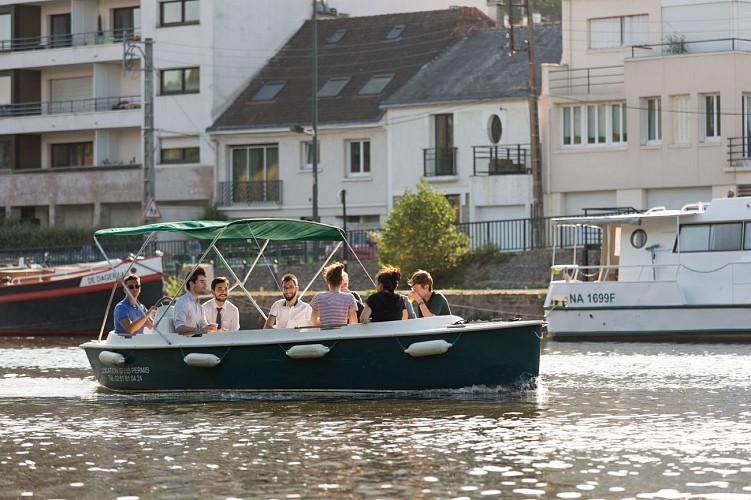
top-left (550, 197), bottom-right (751, 227)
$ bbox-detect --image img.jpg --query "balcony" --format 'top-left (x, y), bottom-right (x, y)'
top-left (0, 95), bottom-right (141, 118)
top-left (473, 145), bottom-right (530, 175)
top-left (728, 137), bottom-right (751, 168)
top-left (423, 147), bottom-right (457, 177)
top-left (628, 37), bottom-right (751, 59)
top-left (218, 181), bottom-right (283, 206)
top-left (547, 65), bottom-right (625, 96)
top-left (0, 28), bottom-right (142, 53)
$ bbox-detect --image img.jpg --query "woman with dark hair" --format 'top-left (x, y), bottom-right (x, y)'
top-left (310, 262), bottom-right (358, 328)
top-left (360, 265), bottom-right (408, 324)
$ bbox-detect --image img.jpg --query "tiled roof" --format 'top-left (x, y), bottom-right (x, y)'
top-left (209, 7), bottom-right (495, 131)
top-left (383, 23), bottom-right (562, 106)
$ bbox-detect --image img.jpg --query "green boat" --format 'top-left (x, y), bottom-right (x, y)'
top-left (81, 219), bottom-right (542, 393)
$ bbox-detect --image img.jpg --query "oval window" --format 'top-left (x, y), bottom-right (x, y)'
top-left (630, 229), bottom-right (647, 249)
top-left (488, 115), bottom-right (503, 144)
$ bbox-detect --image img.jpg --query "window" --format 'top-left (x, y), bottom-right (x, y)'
top-left (642, 97), bottom-right (661, 145)
top-left (160, 137), bottom-right (199, 164)
top-left (160, 68), bottom-right (199, 94)
top-left (386, 25), bottom-right (405, 41)
top-left (488, 115), bottom-right (503, 143)
top-left (678, 223), bottom-right (742, 252)
top-left (590, 14), bottom-right (648, 49)
top-left (672, 95), bottom-right (690, 144)
top-left (161, 0), bottom-right (199, 26)
top-left (252, 82), bottom-right (285, 101)
top-left (230, 144), bottom-right (279, 203)
top-left (359, 74), bottom-right (393, 95)
top-left (113, 7), bottom-right (141, 41)
top-left (327, 29), bottom-right (347, 45)
top-left (0, 13), bottom-right (10, 51)
top-left (51, 142), bottom-right (93, 168)
top-left (348, 140), bottom-right (370, 175)
top-left (0, 138), bottom-right (12, 168)
top-left (301, 142), bottom-right (319, 171)
top-left (0, 75), bottom-right (10, 105)
top-left (562, 102), bottom-right (626, 147)
top-left (702, 93), bottom-right (721, 141)
top-left (318, 77), bottom-right (350, 97)
top-left (50, 13), bottom-right (71, 48)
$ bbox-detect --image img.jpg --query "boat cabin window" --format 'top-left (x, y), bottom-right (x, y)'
top-left (676, 223), bottom-right (742, 252)
top-left (744, 222), bottom-right (751, 250)
top-left (630, 229), bottom-right (647, 249)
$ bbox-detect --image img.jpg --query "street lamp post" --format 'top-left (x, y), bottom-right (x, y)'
top-left (311, 0), bottom-right (319, 222)
top-left (339, 189), bottom-right (348, 264)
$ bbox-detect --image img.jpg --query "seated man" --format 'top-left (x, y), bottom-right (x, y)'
top-left (173, 267), bottom-right (217, 335)
top-left (202, 276), bottom-right (240, 331)
top-left (113, 273), bottom-right (157, 335)
top-left (264, 273), bottom-right (312, 329)
top-left (407, 269), bottom-right (451, 317)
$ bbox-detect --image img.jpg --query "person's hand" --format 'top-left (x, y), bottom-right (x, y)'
top-left (205, 323), bottom-right (218, 333)
top-left (147, 306), bottom-right (158, 319)
top-left (408, 291), bottom-right (420, 303)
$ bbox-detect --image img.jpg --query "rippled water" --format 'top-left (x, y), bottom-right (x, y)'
top-left (0, 337), bottom-right (750, 499)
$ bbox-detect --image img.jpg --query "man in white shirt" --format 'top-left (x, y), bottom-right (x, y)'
top-left (264, 273), bottom-right (312, 329)
top-left (202, 276), bottom-right (240, 331)
top-left (174, 267), bottom-right (217, 335)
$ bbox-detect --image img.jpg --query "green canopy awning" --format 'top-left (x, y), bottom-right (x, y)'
top-left (94, 218), bottom-right (346, 242)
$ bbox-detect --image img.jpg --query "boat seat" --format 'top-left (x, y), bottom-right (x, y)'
top-left (152, 305), bottom-right (176, 333)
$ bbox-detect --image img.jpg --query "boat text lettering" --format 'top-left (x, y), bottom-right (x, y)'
top-left (100, 365), bottom-right (150, 383)
top-left (82, 271), bottom-right (118, 287)
top-left (569, 293), bottom-right (616, 304)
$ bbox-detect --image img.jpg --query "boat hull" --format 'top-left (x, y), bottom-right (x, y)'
top-left (0, 257), bottom-right (163, 335)
top-left (545, 281), bottom-right (751, 340)
top-left (81, 317), bottom-right (543, 392)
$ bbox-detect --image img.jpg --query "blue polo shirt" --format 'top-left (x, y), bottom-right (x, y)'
top-left (113, 297), bottom-right (149, 334)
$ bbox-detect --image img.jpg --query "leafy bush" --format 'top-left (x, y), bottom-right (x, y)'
top-left (0, 220), bottom-right (93, 250)
top-left (374, 180), bottom-right (469, 277)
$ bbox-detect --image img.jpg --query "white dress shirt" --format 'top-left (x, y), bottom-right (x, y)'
top-left (202, 298), bottom-right (240, 331)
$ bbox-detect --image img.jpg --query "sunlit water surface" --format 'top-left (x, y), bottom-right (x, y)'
top-left (0, 336), bottom-right (749, 499)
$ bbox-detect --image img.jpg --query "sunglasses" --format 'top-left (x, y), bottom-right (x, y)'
top-left (127, 284), bottom-right (141, 289)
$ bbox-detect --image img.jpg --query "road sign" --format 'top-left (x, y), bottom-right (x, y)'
top-left (143, 198), bottom-right (162, 220)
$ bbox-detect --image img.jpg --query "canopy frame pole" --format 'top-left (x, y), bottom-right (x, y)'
top-left (237, 239), bottom-right (270, 289)
top-left (211, 245), bottom-right (268, 321)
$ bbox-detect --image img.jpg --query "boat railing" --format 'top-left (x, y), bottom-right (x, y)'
top-left (551, 262), bottom-right (683, 282)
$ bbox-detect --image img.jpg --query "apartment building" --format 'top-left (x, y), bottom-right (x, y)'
top-left (0, 0), bottom-right (311, 227)
top-left (541, 0), bottom-right (751, 215)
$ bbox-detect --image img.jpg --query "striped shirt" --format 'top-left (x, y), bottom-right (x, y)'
top-left (310, 291), bottom-right (357, 328)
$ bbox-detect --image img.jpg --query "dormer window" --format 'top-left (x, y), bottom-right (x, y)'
top-left (252, 82), bottom-right (286, 101)
top-left (386, 25), bottom-right (405, 41)
top-left (318, 77), bottom-right (350, 97)
top-left (327, 29), bottom-right (347, 45)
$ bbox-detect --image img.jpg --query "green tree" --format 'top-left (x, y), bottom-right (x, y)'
top-left (375, 181), bottom-right (469, 276)
top-left (535, 0), bottom-right (561, 22)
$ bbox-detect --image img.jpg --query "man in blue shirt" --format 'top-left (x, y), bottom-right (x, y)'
top-left (113, 274), bottom-right (157, 335)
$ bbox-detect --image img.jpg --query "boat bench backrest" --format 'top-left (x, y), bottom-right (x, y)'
top-left (153, 305), bottom-right (176, 334)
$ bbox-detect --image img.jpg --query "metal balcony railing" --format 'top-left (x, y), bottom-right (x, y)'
top-left (629, 37), bottom-right (751, 59)
top-left (473, 145), bottom-right (530, 175)
top-left (0, 28), bottom-right (142, 52)
top-left (0, 95), bottom-right (141, 118)
top-left (547, 65), bottom-right (625, 96)
top-left (728, 137), bottom-right (751, 168)
top-left (423, 147), bottom-right (457, 176)
top-left (218, 181), bottom-right (283, 206)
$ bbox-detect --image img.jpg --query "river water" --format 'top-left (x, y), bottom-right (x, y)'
top-left (0, 337), bottom-right (749, 499)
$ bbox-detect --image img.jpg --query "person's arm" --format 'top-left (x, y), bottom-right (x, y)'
top-left (360, 304), bottom-right (372, 324)
top-left (348, 308), bottom-right (358, 324)
top-left (401, 308), bottom-right (408, 320)
top-left (264, 316), bottom-right (276, 329)
top-left (414, 297), bottom-right (434, 317)
top-left (310, 309), bottom-right (320, 326)
top-left (117, 306), bottom-right (156, 334)
top-left (227, 304), bottom-right (240, 331)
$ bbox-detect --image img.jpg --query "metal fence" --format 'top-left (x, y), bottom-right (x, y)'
top-left (0, 219), bottom-right (596, 271)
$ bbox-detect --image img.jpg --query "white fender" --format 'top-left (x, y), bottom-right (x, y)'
top-left (286, 344), bottom-right (330, 359)
top-left (404, 339), bottom-right (452, 357)
top-left (184, 353), bottom-right (221, 368)
top-left (99, 351), bottom-right (126, 366)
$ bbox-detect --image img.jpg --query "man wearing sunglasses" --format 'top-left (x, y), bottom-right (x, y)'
top-left (113, 274), bottom-right (157, 335)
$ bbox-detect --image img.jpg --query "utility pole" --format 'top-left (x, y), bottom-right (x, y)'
top-left (507, 0), bottom-right (543, 247)
top-left (143, 38), bottom-right (155, 224)
top-left (124, 38), bottom-right (156, 224)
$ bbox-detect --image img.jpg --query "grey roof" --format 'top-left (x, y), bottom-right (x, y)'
top-left (383, 23), bottom-right (562, 107)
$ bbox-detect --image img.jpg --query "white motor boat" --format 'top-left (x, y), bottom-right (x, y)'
top-left (544, 196), bottom-right (751, 340)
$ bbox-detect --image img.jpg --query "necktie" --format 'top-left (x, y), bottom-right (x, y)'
top-left (216, 307), bottom-right (223, 329)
